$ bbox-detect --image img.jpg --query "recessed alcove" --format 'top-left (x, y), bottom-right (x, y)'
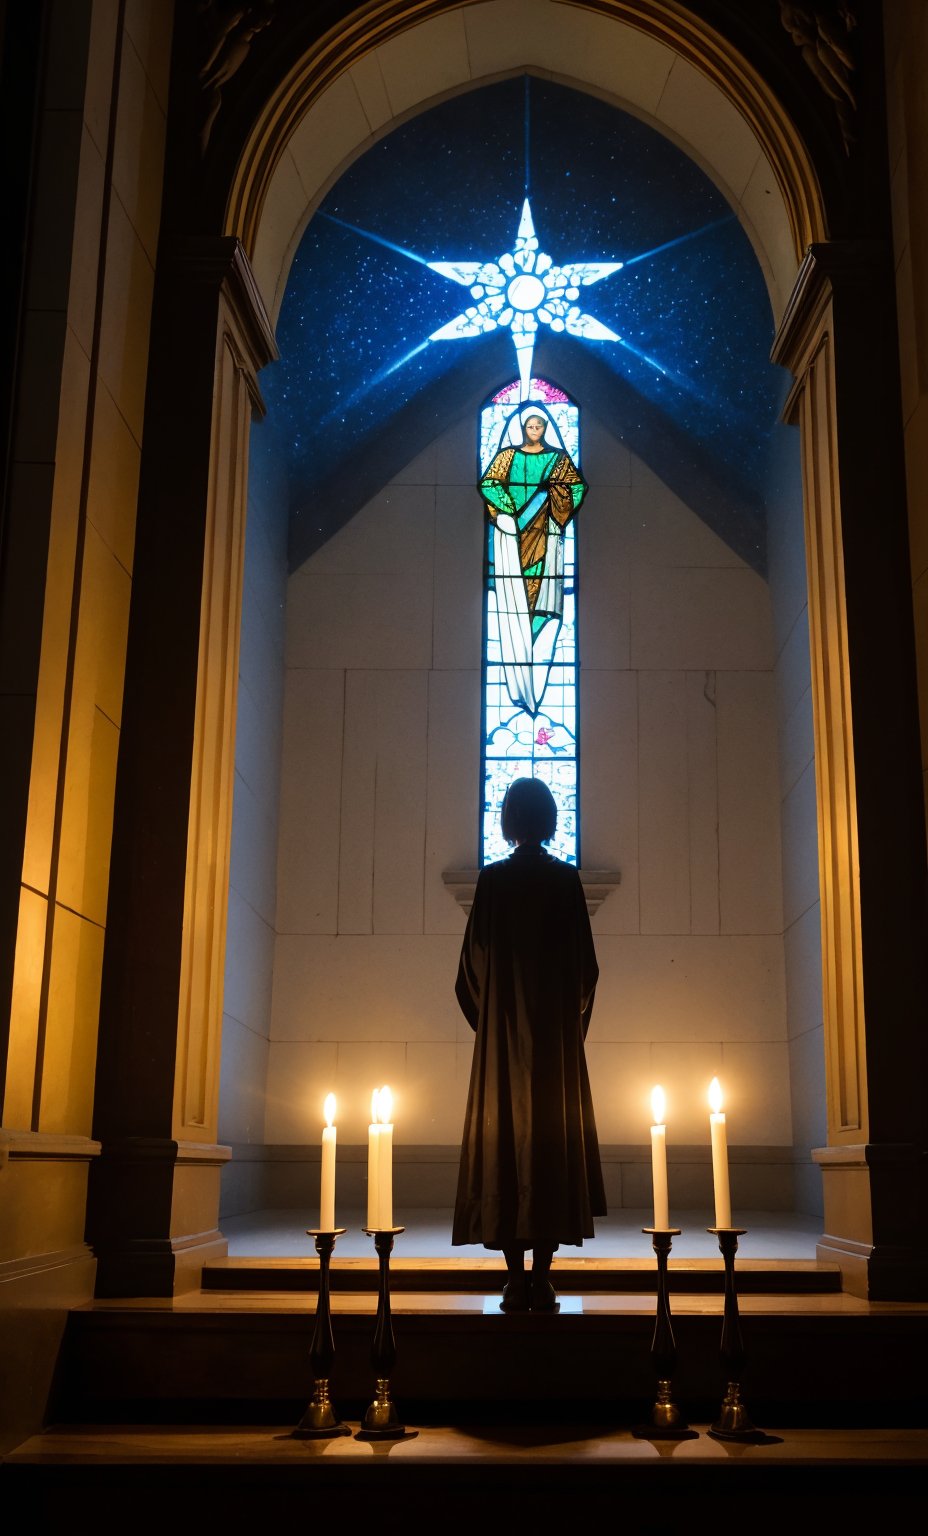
top-left (217, 72), bottom-right (824, 1249)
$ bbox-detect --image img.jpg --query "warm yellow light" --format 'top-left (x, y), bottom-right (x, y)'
top-left (371, 1087), bottom-right (380, 1124)
top-left (378, 1084), bottom-right (394, 1124)
top-left (708, 1076), bottom-right (724, 1115)
top-left (651, 1085), bottom-right (666, 1126)
top-left (324, 1093), bottom-right (336, 1128)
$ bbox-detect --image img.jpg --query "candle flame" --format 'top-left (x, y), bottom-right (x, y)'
top-left (378, 1084), bottom-right (394, 1124)
top-left (371, 1087), bottom-right (380, 1124)
top-left (324, 1092), bottom-right (336, 1128)
top-left (651, 1085), bottom-right (666, 1126)
top-left (708, 1076), bottom-right (724, 1114)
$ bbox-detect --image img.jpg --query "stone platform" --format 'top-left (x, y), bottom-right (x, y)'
top-left (51, 1286), bottom-right (928, 1426)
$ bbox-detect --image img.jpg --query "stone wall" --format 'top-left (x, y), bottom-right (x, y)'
top-left (218, 421), bottom-right (289, 1214)
top-left (229, 410), bottom-right (801, 1213)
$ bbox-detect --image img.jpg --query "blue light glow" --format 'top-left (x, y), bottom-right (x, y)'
top-left (267, 78), bottom-right (781, 550)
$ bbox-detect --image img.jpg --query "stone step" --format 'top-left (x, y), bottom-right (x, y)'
top-left (201, 1256), bottom-right (843, 1294)
top-left (7, 1422), bottom-right (928, 1517)
top-left (52, 1291), bottom-right (928, 1425)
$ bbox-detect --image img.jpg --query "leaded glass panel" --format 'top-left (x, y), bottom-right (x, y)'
top-left (480, 378), bottom-right (581, 866)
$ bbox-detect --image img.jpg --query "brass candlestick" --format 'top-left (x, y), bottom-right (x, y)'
top-left (356, 1227), bottom-right (415, 1441)
top-left (707, 1227), bottom-right (762, 1442)
top-left (292, 1228), bottom-right (351, 1439)
top-left (632, 1228), bottom-right (696, 1440)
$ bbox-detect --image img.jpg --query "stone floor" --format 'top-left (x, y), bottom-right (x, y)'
top-left (9, 1420), bottom-right (928, 1467)
top-left (221, 1206), bottom-right (823, 1261)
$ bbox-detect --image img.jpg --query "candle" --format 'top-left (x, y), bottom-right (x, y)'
top-left (708, 1076), bottom-right (732, 1229)
top-left (367, 1085), bottom-right (395, 1229)
top-left (320, 1093), bottom-right (336, 1230)
top-left (367, 1088), bottom-right (382, 1229)
top-left (650, 1085), bottom-right (669, 1229)
top-left (376, 1084), bottom-right (394, 1230)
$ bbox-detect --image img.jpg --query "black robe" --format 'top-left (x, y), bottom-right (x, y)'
top-left (452, 845), bottom-right (606, 1248)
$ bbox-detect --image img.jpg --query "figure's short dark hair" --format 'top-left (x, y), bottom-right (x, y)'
top-left (500, 777), bottom-right (558, 844)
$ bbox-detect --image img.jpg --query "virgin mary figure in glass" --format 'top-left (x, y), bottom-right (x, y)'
top-left (480, 404), bottom-right (586, 717)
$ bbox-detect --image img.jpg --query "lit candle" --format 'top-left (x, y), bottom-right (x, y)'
top-left (650, 1085), bottom-right (669, 1230)
top-left (367, 1088), bottom-right (382, 1230)
top-left (708, 1076), bottom-right (732, 1229)
top-left (320, 1093), bottom-right (336, 1230)
top-left (376, 1084), bottom-right (394, 1230)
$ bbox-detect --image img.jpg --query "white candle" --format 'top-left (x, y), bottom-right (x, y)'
top-left (708, 1077), bottom-right (732, 1229)
top-left (650, 1085), bottom-right (669, 1229)
top-left (377, 1084), bottom-right (394, 1230)
top-left (367, 1088), bottom-right (382, 1229)
top-left (320, 1093), bottom-right (336, 1230)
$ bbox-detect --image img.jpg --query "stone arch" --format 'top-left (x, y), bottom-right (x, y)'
top-left (93, 0), bottom-right (928, 1301)
top-left (225, 0), bottom-right (824, 327)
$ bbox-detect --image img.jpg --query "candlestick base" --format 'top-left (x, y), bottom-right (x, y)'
top-left (292, 1228), bottom-right (350, 1440)
top-left (709, 1381), bottom-right (761, 1441)
top-left (293, 1378), bottom-right (352, 1439)
top-left (631, 1228), bottom-right (697, 1440)
top-left (356, 1376), bottom-right (412, 1441)
top-left (706, 1226), bottom-right (766, 1443)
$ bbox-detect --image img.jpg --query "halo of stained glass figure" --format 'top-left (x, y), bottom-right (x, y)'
top-left (480, 378), bottom-right (583, 867)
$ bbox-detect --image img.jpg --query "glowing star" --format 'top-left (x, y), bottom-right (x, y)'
top-left (428, 199), bottom-right (623, 398)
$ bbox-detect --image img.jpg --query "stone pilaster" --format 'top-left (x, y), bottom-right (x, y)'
top-left (87, 240), bottom-right (276, 1296)
top-left (772, 243), bottom-right (928, 1298)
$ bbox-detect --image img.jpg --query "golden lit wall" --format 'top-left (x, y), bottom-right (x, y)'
top-left (1, 0), bottom-right (171, 1434)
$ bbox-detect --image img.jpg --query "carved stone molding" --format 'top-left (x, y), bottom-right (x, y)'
top-left (1, 1132), bottom-right (102, 1162)
top-left (98, 1137), bottom-right (232, 1166)
top-left (779, 2), bottom-right (857, 154)
top-left (442, 868), bottom-right (621, 918)
top-left (198, 0), bottom-right (276, 154)
top-left (174, 235), bottom-right (279, 382)
top-left (0, 1243), bottom-right (97, 1284)
top-left (772, 240), bottom-right (885, 397)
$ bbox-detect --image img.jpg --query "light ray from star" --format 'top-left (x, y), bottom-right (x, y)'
top-left (318, 211), bottom-right (433, 268)
top-left (622, 213), bottom-right (736, 267)
top-left (314, 199), bottom-right (727, 413)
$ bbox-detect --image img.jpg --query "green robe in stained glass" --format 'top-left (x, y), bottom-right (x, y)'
top-left (481, 447), bottom-right (586, 634)
top-left (479, 444), bottom-right (586, 716)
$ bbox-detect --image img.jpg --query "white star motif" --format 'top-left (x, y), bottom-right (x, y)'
top-left (427, 198), bottom-right (623, 398)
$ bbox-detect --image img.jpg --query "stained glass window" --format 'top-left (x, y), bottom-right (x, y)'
top-left (480, 378), bottom-right (583, 866)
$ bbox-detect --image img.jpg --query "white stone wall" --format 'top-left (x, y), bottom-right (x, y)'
top-left (767, 423), bottom-right (826, 1213)
top-left (266, 415), bottom-right (793, 1153)
top-left (219, 423), bottom-right (289, 1154)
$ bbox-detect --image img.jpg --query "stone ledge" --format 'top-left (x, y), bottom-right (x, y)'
top-left (97, 1138), bottom-right (232, 1166)
top-left (0, 1133), bottom-right (102, 1163)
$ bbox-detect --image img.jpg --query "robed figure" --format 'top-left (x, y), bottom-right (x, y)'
top-left (452, 779), bottom-right (606, 1311)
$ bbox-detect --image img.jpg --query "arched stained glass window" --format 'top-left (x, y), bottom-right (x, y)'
top-left (479, 378), bottom-right (583, 866)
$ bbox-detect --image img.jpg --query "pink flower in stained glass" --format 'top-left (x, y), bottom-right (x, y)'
top-left (535, 726), bottom-right (555, 747)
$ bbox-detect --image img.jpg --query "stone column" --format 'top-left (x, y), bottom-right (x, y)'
top-left (87, 239), bottom-right (277, 1295)
top-left (772, 243), bottom-right (928, 1298)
